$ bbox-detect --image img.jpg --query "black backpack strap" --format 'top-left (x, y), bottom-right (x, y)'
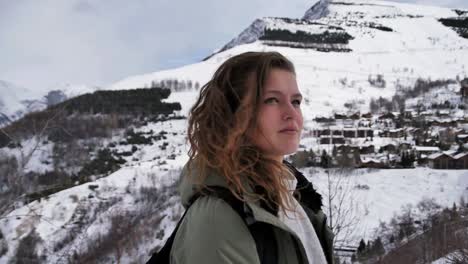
top-left (146, 206), bottom-right (190, 264)
top-left (199, 186), bottom-right (278, 264)
top-left (146, 186), bottom-right (278, 264)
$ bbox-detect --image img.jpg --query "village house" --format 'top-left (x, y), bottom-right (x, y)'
top-left (378, 112), bottom-right (396, 120)
top-left (379, 143), bottom-right (398, 154)
top-left (342, 128), bottom-right (374, 138)
top-left (427, 152), bottom-right (468, 169)
top-left (336, 144), bottom-right (360, 154)
top-left (398, 142), bottom-right (412, 152)
top-left (460, 78), bottom-right (468, 98)
top-left (335, 113), bottom-right (347, 119)
top-left (454, 152), bottom-right (468, 169)
top-left (378, 128), bottom-right (405, 138)
top-left (456, 134), bottom-right (468, 144)
top-left (360, 144), bottom-right (375, 154)
top-left (360, 157), bottom-right (388, 169)
top-left (414, 146), bottom-right (440, 159)
top-left (428, 153), bottom-right (455, 169)
top-left (314, 127), bottom-right (374, 139)
top-left (429, 120), bottom-right (458, 128)
top-left (360, 158), bottom-right (387, 169)
top-left (320, 135), bottom-right (345, 145)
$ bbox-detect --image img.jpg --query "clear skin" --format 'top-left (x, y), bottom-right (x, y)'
top-left (250, 69), bottom-right (304, 163)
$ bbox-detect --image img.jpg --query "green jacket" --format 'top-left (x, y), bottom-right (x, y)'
top-left (170, 164), bottom-right (334, 264)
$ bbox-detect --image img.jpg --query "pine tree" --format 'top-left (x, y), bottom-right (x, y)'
top-left (372, 237), bottom-right (385, 256)
top-left (357, 239), bottom-right (366, 253)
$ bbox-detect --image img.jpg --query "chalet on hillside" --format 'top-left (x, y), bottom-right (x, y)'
top-left (398, 142), bottom-right (412, 152)
top-left (320, 135), bottom-right (345, 145)
top-left (428, 153), bottom-right (454, 169)
top-left (360, 158), bottom-right (387, 169)
top-left (429, 120), bottom-right (458, 127)
top-left (436, 110), bottom-right (450, 118)
top-left (427, 152), bottom-right (468, 169)
top-left (456, 134), bottom-right (468, 144)
top-left (379, 128), bottom-right (405, 138)
top-left (360, 145), bottom-right (375, 154)
top-left (342, 128), bottom-right (374, 138)
top-left (461, 78), bottom-right (468, 98)
top-left (335, 113), bottom-right (347, 119)
top-left (454, 152), bottom-right (468, 169)
top-left (314, 128), bottom-right (373, 139)
top-left (414, 146), bottom-right (440, 159)
top-left (337, 145), bottom-right (360, 154)
top-left (379, 143), bottom-right (397, 154)
top-left (378, 112), bottom-right (396, 120)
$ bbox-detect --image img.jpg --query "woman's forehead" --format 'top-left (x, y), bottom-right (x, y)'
top-left (263, 70), bottom-right (300, 94)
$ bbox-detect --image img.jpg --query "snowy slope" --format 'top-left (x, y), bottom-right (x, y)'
top-left (1, 0), bottom-right (468, 263)
top-left (0, 81), bottom-right (100, 128)
top-left (109, 0), bottom-right (468, 119)
top-left (0, 80), bottom-right (44, 127)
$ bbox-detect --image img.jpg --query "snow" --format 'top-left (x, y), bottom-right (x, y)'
top-left (1, 0), bottom-right (468, 262)
top-left (304, 167), bottom-right (468, 243)
top-left (414, 146), bottom-right (440, 152)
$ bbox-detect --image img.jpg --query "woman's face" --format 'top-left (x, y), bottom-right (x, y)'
top-left (250, 68), bottom-right (303, 161)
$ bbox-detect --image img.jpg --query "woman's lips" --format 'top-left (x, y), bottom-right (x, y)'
top-left (279, 129), bottom-right (298, 134)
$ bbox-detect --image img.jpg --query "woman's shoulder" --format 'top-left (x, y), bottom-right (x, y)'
top-left (171, 196), bottom-right (259, 263)
top-left (179, 195), bottom-right (250, 235)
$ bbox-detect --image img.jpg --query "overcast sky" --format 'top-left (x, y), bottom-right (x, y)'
top-left (0, 0), bottom-right (467, 91)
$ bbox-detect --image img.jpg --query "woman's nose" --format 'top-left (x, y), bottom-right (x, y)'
top-left (282, 102), bottom-right (297, 120)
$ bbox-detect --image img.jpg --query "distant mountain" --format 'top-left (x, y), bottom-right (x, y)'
top-left (110, 0), bottom-right (468, 118)
top-left (0, 81), bottom-right (101, 128)
top-left (0, 80), bottom-right (45, 127)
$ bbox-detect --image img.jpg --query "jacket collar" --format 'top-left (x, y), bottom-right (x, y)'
top-left (178, 160), bottom-right (323, 224)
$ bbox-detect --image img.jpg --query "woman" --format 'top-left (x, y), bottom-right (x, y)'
top-left (171, 51), bottom-right (334, 264)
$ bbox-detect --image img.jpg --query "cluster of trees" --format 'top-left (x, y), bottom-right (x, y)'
top-left (0, 87), bottom-right (184, 217)
top-left (51, 88), bottom-right (181, 116)
top-left (399, 151), bottom-right (416, 168)
top-left (369, 78), bottom-right (456, 115)
top-left (151, 79), bottom-right (200, 92)
top-left (368, 74), bottom-right (386, 88)
top-left (353, 237), bottom-right (385, 262)
top-left (439, 17), bottom-right (468, 39)
top-left (402, 78), bottom-right (456, 99)
top-left (369, 95), bottom-right (405, 114)
top-left (289, 149), bottom-right (316, 168)
top-left (260, 29), bottom-right (354, 45)
top-left (0, 88), bottom-right (182, 148)
top-left (431, 100), bottom-right (461, 110)
top-left (354, 198), bottom-right (468, 263)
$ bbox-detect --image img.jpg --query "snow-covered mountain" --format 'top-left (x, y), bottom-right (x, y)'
top-left (0, 80), bottom-right (46, 127)
top-left (111, 0), bottom-right (468, 119)
top-left (1, 1), bottom-right (468, 263)
top-left (0, 82), bottom-right (101, 128)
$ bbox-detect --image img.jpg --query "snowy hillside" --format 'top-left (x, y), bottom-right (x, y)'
top-left (0, 80), bottom-right (44, 127)
top-left (0, 81), bottom-right (100, 128)
top-left (111, 0), bottom-right (468, 119)
top-left (1, 0), bottom-right (468, 263)
top-left (1, 114), bottom-right (467, 262)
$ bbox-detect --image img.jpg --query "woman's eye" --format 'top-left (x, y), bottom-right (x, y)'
top-left (264, 97), bottom-right (279, 104)
top-left (292, 99), bottom-right (302, 107)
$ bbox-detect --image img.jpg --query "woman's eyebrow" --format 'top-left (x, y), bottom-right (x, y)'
top-left (264, 90), bottom-right (302, 98)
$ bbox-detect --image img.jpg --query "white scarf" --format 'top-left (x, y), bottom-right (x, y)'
top-left (277, 176), bottom-right (328, 264)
